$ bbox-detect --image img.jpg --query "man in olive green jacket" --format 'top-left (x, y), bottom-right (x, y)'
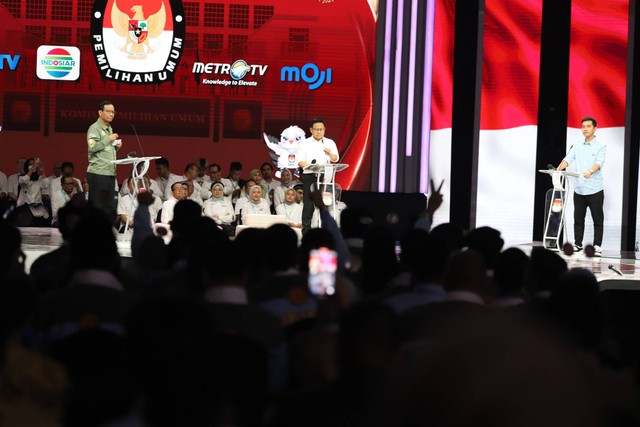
top-left (86, 100), bottom-right (122, 219)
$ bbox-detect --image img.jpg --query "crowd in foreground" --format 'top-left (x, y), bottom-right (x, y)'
top-left (1, 180), bottom-right (640, 427)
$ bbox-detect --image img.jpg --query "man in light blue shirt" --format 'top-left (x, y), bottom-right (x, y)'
top-left (557, 116), bottom-right (606, 255)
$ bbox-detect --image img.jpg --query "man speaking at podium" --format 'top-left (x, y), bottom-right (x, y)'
top-left (298, 118), bottom-right (339, 235)
top-left (556, 116), bottom-right (606, 256)
top-left (86, 100), bottom-right (122, 219)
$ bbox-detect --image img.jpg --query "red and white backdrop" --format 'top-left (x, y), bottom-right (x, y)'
top-left (429, 0), bottom-right (629, 249)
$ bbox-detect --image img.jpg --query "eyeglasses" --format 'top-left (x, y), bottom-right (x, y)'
top-left (103, 110), bottom-right (116, 114)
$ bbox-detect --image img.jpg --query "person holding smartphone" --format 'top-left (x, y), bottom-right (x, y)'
top-left (86, 100), bottom-right (122, 219)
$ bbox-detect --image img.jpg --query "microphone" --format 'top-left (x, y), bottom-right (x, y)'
top-left (608, 264), bottom-right (623, 276)
top-left (118, 151), bottom-right (137, 160)
top-left (131, 125), bottom-right (146, 157)
top-left (311, 159), bottom-right (317, 164)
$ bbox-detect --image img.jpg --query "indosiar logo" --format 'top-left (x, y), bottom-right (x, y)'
top-left (280, 63), bottom-right (332, 90)
top-left (36, 46), bottom-right (81, 81)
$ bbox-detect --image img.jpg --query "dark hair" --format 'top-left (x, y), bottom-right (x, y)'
top-left (98, 100), bottom-right (113, 111)
top-left (61, 161), bottom-right (74, 171)
top-left (309, 117), bottom-right (324, 128)
top-left (229, 161), bottom-right (242, 172)
top-left (581, 116), bottom-right (597, 127)
top-left (156, 157), bottom-right (169, 168)
top-left (184, 163), bottom-right (198, 173)
top-left (260, 162), bottom-right (273, 170)
top-left (23, 158), bottom-right (34, 175)
top-left (208, 163), bottom-right (221, 171)
top-left (171, 181), bottom-right (185, 192)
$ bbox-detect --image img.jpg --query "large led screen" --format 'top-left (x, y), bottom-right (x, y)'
top-left (0, 0), bottom-right (377, 190)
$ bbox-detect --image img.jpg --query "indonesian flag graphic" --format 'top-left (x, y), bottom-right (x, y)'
top-left (429, 0), bottom-right (628, 249)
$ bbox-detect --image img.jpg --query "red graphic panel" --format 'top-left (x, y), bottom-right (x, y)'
top-left (567, 0), bottom-right (628, 128)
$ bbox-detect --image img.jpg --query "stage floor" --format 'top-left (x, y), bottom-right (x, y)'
top-left (17, 227), bottom-right (640, 283)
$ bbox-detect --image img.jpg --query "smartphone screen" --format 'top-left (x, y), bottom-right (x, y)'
top-left (308, 247), bottom-right (337, 297)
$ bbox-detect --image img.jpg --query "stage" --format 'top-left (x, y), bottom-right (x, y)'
top-left (17, 227), bottom-right (640, 286)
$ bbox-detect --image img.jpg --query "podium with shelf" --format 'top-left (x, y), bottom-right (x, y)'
top-left (111, 156), bottom-right (160, 236)
top-left (539, 169), bottom-right (579, 251)
top-left (305, 163), bottom-right (349, 225)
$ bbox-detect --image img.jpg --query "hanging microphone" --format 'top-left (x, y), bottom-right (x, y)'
top-left (131, 125), bottom-right (146, 157)
top-left (608, 264), bottom-right (623, 276)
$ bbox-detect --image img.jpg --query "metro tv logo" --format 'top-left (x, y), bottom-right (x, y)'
top-left (0, 54), bottom-right (20, 70)
top-left (280, 63), bottom-right (332, 90)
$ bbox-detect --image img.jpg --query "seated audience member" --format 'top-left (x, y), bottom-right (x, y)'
top-left (357, 225), bottom-right (401, 297)
top-left (203, 162), bottom-right (223, 189)
top-left (117, 177), bottom-right (162, 232)
top-left (490, 247), bottom-right (529, 307)
top-left (223, 161), bottom-right (245, 202)
top-left (385, 231), bottom-right (448, 313)
top-left (249, 224), bottom-right (316, 326)
top-left (165, 163), bottom-right (210, 204)
top-left (238, 185), bottom-right (271, 224)
top-left (260, 162), bottom-right (280, 193)
top-left (26, 208), bottom-right (132, 352)
top-left (0, 343), bottom-right (68, 427)
top-left (276, 187), bottom-right (303, 229)
top-left (13, 157), bottom-right (50, 227)
top-left (234, 179), bottom-right (257, 221)
top-left (160, 181), bottom-right (187, 224)
top-left (195, 157), bottom-right (208, 187)
top-left (523, 247), bottom-right (568, 303)
top-left (47, 161), bottom-right (82, 195)
top-left (51, 175), bottom-right (79, 226)
top-left (294, 183), bottom-right (304, 204)
top-left (186, 217), bottom-right (286, 393)
top-left (273, 168), bottom-right (296, 207)
top-left (467, 226), bottom-right (505, 273)
top-left (0, 169), bottom-right (8, 216)
top-left (203, 181), bottom-right (235, 236)
top-left (7, 157), bottom-right (27, 206)
top-left (119, 163), bottom-right (162, 198)
top-left (125, 292), bottom-right (238, 427)
top-left (31, 198), bottom-right (86, 294)
top-left (154, 157), bottom-right (182, 202)
top-left (249, 168), bottom-right (268, 199)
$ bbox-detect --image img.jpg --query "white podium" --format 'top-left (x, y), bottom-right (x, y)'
top-left (538, 169), bottom-right (579, 251)
top-left (305, 163), bottom-right (349, 225)
top-left (111, 156), bottom-right (160, 235)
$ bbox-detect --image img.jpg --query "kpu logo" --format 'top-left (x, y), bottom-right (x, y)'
top-left (36, 46), bottom-right (80, 81)
top-left (91, 0), bottom-right (186, 84)
top-left (0, 54), bottom-right (20, 70)
top-left (280, 63), bottom-right (332, 90)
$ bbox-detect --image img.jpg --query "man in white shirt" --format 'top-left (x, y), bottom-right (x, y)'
top-left (164, 162), bottom-right (211, 204)
top-left (0, 170), bottom-right (8, 199)
top-left (222, 161), bottom-right (245, 203)
top-left (117, 177), bottom-right (162, 230)
top-left (161, 181), bottom-right (188, 224)
top-left (297, 118), bottom-right (339, 235)
top-left (7, 157), bottom-right (26, 203)
top-left (51, 175), bottom-right (78, 226)
top-left (260, 162), bottom-right (280, 193)
top-left (155, 157), bottom-right (183, 202)
top-left (48, 161), bottom-right (83, 195)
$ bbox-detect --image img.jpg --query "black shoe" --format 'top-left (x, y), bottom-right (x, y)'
top-left (573, 244), bottom-right (583, 252)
